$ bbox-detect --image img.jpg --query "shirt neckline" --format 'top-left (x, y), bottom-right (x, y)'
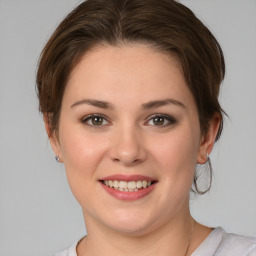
top-left (68, 227), bottom-right (225, 256)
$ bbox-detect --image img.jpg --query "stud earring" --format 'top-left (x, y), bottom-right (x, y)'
top-left (55, 155), bottom-right (60, 162)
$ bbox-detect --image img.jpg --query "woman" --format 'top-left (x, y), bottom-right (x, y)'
top-left (36, 0), bottom-right (256, 255)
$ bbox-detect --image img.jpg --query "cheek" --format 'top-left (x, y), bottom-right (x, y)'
top-left (149, 126), bottom-right (200, 181)
top-left (58, 123), bottom-right (108, 191)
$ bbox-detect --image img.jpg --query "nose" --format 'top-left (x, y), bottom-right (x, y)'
top-left (109, 126), bottom-right (147, 166)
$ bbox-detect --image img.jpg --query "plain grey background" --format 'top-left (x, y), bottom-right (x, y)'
top-left (0, 0), bottom-right (255, 255)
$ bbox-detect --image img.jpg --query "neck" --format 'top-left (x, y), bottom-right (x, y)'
top-left (78, 204), bottom-right (196, 256)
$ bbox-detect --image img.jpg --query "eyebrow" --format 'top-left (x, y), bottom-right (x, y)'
top-left (71, 99), bottom-right (115, 109)
top-left (141, 99), bottom-right (185, 109)
top-left (70, 98), bottom-right (185, 110)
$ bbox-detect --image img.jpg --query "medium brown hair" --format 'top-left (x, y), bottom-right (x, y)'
top-left (36, 0), bottom-right (225, 193)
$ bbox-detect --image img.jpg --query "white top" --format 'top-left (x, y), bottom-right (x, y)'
top-left (53, 227), bottom-right (256, 256)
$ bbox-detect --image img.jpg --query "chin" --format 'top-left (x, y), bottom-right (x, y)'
top-left (109, 220), bottom-right (154, 236)
top-left (99, 208), bottom-right (162, 236)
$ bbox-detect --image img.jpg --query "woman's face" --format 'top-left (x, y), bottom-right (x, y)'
top-left (49, 44), bottom-right (217, 235)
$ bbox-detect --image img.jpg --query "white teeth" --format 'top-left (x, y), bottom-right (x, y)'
top-left (136, 180), bottom-right (142, 188)
top-left (127, 181), bottom-right (136, 189)
top-left (113, 180), bottom-right (119, 188)
top-left (119, 181), bottom-right (128, 189)
top-left (103, 180), bottom-right (153, 191)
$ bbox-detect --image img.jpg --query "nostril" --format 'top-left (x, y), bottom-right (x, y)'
top-left (111, 156), bottom-right (143, 166)
top-left (109, 139), bottom-right (147, 166)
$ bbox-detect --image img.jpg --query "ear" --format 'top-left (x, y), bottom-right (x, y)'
top-left (43, 114), bottom-right (63, 163)
top-left (197, 113), bottom-right (221, 164)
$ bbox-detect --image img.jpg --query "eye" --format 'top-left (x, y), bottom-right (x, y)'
top-left (146, 114), bottom-right (176, 126)
top-left (82, 114), bottom-right (110, 126)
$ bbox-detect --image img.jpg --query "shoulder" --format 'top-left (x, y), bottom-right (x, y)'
top-left (218, 229), bottom-right (256, 256)
top-left (53, 250), bottom-right (68, 256)
top-left (53, 238), bottom-right (82, 256)
top-left (193, 227), bottom-right (256, 256)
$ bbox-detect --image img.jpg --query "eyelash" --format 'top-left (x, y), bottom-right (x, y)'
top-left (81, 114), bottom-right (110, 126)
top-left (145, 114), bottom-right (176, 127)
top-left (81, 114), bottom-right (176, 127)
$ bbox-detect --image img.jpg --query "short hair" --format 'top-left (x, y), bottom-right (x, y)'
top-left (36, 0), bottom-right (226, 193)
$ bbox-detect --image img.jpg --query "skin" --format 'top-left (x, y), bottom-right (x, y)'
top-left (45, 44), bottom-right (220, 256)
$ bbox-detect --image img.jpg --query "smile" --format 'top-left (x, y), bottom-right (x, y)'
top-left (102, 180), bottom-right (152, 192)
top-left (99, 175), bottom-right (157, 200)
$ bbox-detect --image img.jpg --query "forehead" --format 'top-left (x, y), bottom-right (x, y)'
top-left (64, 44), bottom-right (194, 109)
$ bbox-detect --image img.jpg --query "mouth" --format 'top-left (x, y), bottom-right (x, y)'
top-left (100, 180), bottom-right (155, 192)
top-left (99, 175), bottom-right (158, 200)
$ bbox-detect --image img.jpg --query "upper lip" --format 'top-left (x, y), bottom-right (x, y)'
top-left (100, 174), bottom-right (156, 182)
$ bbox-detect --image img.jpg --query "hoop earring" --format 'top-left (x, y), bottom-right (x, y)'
top-left (193, 154), bottom-right (213, 195)
top-left (55, 155), bottom-right (60, 162)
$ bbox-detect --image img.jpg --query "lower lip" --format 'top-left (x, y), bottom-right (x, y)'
top-left (100, 182), bottom-right (157, 201)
